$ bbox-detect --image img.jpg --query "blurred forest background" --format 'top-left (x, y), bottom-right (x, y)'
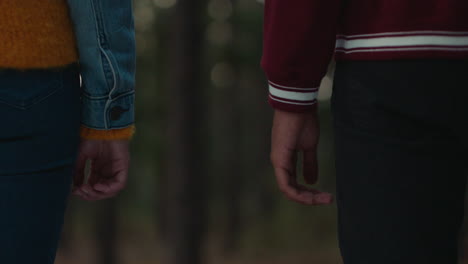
top-left (56, 0), bottom-right (467, 263)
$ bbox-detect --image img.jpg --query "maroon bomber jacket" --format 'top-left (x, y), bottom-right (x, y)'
top-left (261, 0), bottom-right (468, 112)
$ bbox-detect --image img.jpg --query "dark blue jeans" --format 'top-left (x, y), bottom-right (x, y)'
top-left (0, 62), bottom-right (81, 263)
top-left (331, 59), bottom-right (468, 264)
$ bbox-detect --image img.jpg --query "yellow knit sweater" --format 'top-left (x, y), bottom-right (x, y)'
top-left (0, 0), bottom-right (135, 140)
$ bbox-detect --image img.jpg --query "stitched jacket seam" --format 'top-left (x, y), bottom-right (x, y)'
top-left (91, 0), bottom-right (118, 129)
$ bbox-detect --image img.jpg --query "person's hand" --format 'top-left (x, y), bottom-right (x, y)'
top-left (72, 139), bottom-right (130, 201)
top-left (270, 109), bottom-right (333, 205)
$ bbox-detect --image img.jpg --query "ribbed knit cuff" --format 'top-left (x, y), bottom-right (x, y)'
top-left (267, 80), bottom-right (319, 112)
top-left (80, 124), bottom-right (136, 140)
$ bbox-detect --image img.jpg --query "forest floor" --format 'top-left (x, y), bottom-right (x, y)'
top-left (55, 235), bottom-right (343, 264)
top-left (55, 236), bottom-right (467, 264)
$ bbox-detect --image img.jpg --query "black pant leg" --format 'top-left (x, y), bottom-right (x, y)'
top-left (331, 60), bottom-right (467, 264)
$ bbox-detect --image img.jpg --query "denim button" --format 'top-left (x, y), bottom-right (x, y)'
top-left (110, 105), bottom-right (129, 121)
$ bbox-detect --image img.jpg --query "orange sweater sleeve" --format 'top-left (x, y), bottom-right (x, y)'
top-left (80, 124), bottom-right (136, 140)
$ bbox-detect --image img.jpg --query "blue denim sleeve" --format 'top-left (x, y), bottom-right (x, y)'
top-left (66, 0), bottom-right (136, 130)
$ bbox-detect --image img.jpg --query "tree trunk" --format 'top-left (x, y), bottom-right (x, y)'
top-left (220, 0), bottom-right (243, 253)
top-left (164, 1), bottom-right (207, 264)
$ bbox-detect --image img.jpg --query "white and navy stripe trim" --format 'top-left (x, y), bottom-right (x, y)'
top-left (268, 80), bottom-right (318, 106)
top-left (335, 31), bottom-right (468, 54)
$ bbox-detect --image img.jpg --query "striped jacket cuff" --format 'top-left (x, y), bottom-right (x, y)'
top-left (268, 80), bottom-right (319, 112)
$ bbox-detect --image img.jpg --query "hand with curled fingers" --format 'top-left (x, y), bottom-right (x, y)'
top-left (72, 139), bottom-right (130, 201)
top-left (270, 109), bottom-right (333, 205)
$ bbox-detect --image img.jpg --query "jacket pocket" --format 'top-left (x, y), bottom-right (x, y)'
top-left (0, 68), bottom-right (63, 110)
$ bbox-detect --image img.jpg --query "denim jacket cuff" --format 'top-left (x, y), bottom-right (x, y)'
top-left (81, 90), bottom-right (135, 129)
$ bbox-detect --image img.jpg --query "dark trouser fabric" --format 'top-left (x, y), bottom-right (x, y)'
top-left (0, 63), bottom-right (81, 263)
top-left (331, 59), bottom-right (468, 264)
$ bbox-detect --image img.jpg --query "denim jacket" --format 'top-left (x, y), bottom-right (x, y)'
top-left (66, 0), bottom-right (136, 130)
